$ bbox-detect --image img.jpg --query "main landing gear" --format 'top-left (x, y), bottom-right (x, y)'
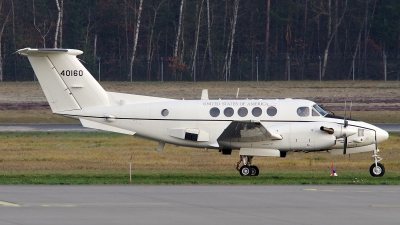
top-left (236, 155), bottom-right (259, 176)
top-left (370, 148), bottom-right (385, 177)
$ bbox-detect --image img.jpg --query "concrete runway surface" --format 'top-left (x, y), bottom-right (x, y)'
top-left (0, 185), bottom-right (399, 225)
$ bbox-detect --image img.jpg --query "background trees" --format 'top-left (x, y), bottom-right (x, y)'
top-left (1, 0), bottom-right (400, 81)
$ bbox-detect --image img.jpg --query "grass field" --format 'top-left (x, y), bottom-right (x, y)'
top-left (0, 132), bottom-right (399, 184)
top-left (2, 81), bottom-right (400, 102)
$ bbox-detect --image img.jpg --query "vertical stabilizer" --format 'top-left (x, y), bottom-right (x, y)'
top-left (17, 48), bottom-right (109, 112)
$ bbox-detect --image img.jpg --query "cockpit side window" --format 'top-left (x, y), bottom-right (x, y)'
top-left (312, 109), bottom-right (320, 116)
top-left (297, 107), bottom-right (309, 117)
top-left (313, 104), bottom-right (328, 116)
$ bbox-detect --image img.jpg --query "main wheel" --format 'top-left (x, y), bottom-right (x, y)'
top-left (250, 166), bottom-right (259, 176)
top-left (239, 165), bottom-right (251, 176)
top-left (370, 163), bottom-right (385, 177)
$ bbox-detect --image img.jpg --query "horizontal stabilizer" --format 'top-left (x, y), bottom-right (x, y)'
top-left (80, 119), bottom-right (135, 135)
top-left (107, 92), bottom-right (174, 105)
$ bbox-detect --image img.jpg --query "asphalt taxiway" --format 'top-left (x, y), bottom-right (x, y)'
top-left (0, 185), bottom-right (399, 225)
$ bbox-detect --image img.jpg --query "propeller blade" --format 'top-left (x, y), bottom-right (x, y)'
top-left (344, 101), bottom-right (348, 127)
top-left (343, 136), bottom-right (347, 155)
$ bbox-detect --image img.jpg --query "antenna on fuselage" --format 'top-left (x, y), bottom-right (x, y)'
top-left (236, 88), bottom-right (240, 99)
top-left (201, 89), bottom-right (209, 100)
top-left (349, 101), bottom-right (353, 119)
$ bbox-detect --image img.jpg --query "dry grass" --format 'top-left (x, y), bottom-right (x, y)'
top-left (1, 80), bottom-right (400, 102)
top-left (1, 132), bottom-right (399, 174)
top-left (331, 111), bottom-right (400, 124)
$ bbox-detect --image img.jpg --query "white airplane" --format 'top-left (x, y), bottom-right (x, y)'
top-left (17, 48), bottom-right (389, 177)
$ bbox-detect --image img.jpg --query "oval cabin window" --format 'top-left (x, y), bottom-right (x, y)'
top-left (209, 107), bottom-right (220, 117)
top-left (267, 106), bottom-right (277, 117)
top-left (224, 107), bottom-right (234, 117)
top-left (161, 109), bottom-right (169, 117)
top-left (252, 107), bottom-right (262, 117)
top-left (238, 107), bottom-right (248, 117)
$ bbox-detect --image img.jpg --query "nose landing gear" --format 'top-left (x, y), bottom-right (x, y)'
top-left (236, 155), bottom-right (259, 176)
top-left (370, 148), bottom-right (385, 177)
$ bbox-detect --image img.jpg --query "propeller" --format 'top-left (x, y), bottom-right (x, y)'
top-left (343, 101), bottom-right (348, 154)
top-left (343, 101), bottom-right (348, 128)
top-left (342, 101), bottom-right (354, 155)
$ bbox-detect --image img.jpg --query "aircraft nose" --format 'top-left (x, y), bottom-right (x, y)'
top-left (376, 127), bottom-right (389, 143)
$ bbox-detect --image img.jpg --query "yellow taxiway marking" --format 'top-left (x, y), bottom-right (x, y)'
top-left (0, 201), bottom-right (20, 207)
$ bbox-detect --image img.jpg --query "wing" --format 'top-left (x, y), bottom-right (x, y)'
top-left (217, 121), bottom-right (282, 143)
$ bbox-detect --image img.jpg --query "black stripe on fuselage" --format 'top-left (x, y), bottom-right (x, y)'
top-left (58, 113), bottom-right (370, 128)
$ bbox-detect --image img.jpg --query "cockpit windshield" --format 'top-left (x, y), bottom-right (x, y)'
top-left (313, 104), bottom-right (328, 116)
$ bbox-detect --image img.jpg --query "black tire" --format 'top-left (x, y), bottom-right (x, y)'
top-left (370, 163), bottom-right (385, 177)
top-left (239, 165), bottom-right (251, 176)
top-left (250, 166), bottom-right (259, 176)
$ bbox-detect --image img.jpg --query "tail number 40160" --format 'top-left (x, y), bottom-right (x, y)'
top-left (61, 70), bottom-right (83, 76)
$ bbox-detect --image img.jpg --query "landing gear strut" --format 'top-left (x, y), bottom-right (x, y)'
top-left (370, 148), bottom-right (385, 177)
top-left (236, 155), bottom-right (259, 176)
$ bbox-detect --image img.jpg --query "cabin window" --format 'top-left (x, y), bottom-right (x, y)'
top-left (238, 107), bottom-right (248, 117)
top-left (297, 107), bottom-right (309, 117)
top-left (161, 109), bottom-right (169, 117)
top-left (266, 106), bottom-right (277, 117)
top-left (224, 107), bottom-right (234, 117)
top-left (312, 109), bottom-right (320, 116)
top-left (252, 107), bottom-right (262, 117)
top-left (210, 107), bottom-right (220, 117)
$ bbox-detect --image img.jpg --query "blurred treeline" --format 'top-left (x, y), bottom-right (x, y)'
top-left (0, 0), bottom-right (399, 81)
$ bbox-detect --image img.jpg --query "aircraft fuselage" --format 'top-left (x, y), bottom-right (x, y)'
top-left (59, 98), bottom-right (387, 154)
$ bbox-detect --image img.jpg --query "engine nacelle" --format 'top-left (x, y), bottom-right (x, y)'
top-left (313, 133), bottom-right (337, 150)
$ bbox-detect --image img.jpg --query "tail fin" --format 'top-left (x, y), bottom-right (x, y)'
top-left (17, 48), bottom-right (109, 112)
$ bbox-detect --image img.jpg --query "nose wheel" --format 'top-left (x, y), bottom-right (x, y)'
top-left (237, 156), bottom-right (259, 176)
top-left (370, 148), bottom-right (385, 177)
